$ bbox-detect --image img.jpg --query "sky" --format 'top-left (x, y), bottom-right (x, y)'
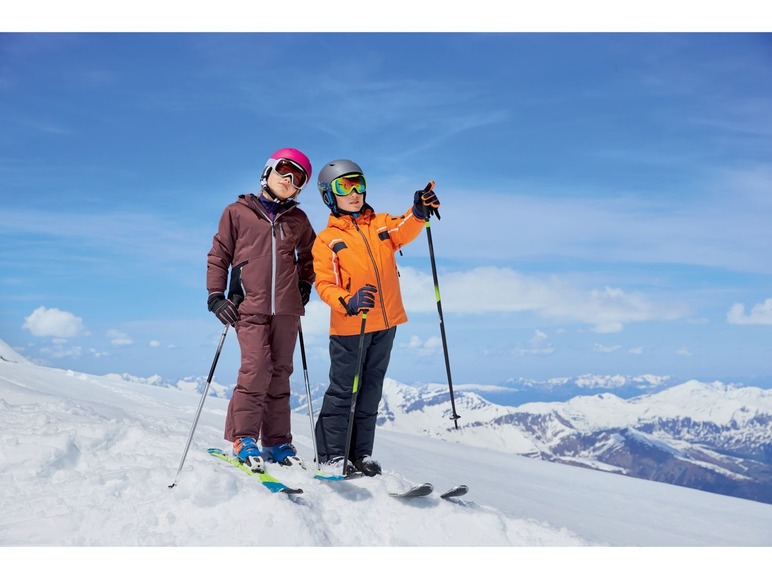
top-left (3, 342), bottom-right (772, 574)
top-left (1, 7), bottom-right (772, 390)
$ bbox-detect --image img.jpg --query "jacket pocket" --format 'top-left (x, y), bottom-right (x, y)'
top-left (230, 261), bottom-right (249, 297)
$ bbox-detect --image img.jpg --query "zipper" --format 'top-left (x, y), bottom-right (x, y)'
top-left (270, 221), bottom-right (277, 314)
top-left (353, 218), bottom-right (389, 328)
top-left (250, 197), bottom-right (295, 316)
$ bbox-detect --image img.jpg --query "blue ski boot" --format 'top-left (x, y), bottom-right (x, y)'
top-left (262, 442), bottom-right (304, 467)
top-left (233, 437), bottom-right (264, 472)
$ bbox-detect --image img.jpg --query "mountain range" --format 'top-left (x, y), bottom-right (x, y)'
top-left (104, 367), bottom-right (772, 506)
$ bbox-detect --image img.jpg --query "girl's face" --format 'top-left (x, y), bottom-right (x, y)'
top-left (266, 169), bottom-right (300, 200)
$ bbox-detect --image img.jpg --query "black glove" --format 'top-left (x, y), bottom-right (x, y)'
top-left (299, 280), bottom-right (312, 306)
top-left (207, 292), bottom-right (240, 326)
top-left (412, 188), bottom-right (441, 220)
top-left (344, 284), bottom-right (377, 315)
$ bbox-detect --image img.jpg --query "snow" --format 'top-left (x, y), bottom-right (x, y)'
top-left (2, 340), bottom-right (772, 574)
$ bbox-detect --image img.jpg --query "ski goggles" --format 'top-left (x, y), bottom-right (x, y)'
top-left (271, 158), bottom-right (309, 189)
top-left (330, 174), bottom-right (367, 196)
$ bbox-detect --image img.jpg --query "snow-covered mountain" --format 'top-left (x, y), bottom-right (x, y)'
top-left (10, 337), bottom-right (771, 507)
top-left (3, 337), bottom-right (772, 552)
top-left (373, 378), bottom-right (772, 505)
top-left (112, 362), bottom-right (772, 506)
top-left (494, 373), bottom-right (678, 403)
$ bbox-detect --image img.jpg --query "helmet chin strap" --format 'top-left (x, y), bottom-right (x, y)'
top-left (338, 198), bottom-right (369, 219)
top-left (263, 185), bottom-right (290, 203)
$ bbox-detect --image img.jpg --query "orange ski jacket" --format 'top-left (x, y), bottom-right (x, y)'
top-left (313, 205), bottom-right (424, 336)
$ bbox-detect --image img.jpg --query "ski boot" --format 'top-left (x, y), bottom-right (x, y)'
top-left (320, 456), bottom-right (357, 477)
top-left (262, 442), bottom-right (304, 468)
top-left (354, 456), bottom-right (382, 477)
top-left (233, 437), bottom-right (265, 473)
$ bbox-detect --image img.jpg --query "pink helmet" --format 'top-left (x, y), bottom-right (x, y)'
top-left (260, 147), bottom-right (313, 193)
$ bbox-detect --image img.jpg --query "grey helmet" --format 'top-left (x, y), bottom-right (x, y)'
top-left (317, 159), bottom-right (365, 215)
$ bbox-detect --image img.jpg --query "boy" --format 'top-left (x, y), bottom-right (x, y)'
top-left (312, 159), bottom-right (440, 476)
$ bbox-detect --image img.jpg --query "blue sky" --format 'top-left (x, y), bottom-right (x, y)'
top-left (2, 27), bottom-right (771, 388)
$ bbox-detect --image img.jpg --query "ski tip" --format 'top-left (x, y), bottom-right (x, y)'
top-left (440, 485), bottom-right (469, 499)
top-left (389, 482), bottom-right (434, 498)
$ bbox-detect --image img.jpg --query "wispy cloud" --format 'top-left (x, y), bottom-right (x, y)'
top-left (513, 330), bottom-right (555, 356)
top-left (0, 209), bottom-right (211, 274)
top-left (426, 167), bottom-right (772, 275)
top-left (106, 329), bottom-right (133, 347)
top-left (401, 334), bottom-right (443, 358)
top-left (593, 343), bottom-right (621, 354)
top-left (399, 266), bottom-right (688, 332)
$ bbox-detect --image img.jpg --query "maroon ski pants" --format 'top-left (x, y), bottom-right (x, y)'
top-left (224, 313), bottom-right (299, 445)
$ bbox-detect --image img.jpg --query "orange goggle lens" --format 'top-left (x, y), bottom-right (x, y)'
top-left (331, 174), bottom-right (367, 196)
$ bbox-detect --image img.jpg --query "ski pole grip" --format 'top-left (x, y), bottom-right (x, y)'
top-left (422, 180), bottom-right (440, 221)
top-left (338, 296), bottom-right (370, 317)
top-left (339, 296), bottom-right (354, 316)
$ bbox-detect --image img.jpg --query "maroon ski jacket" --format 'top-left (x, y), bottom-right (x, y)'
top-left (207, 194), bottom-right (315, 316)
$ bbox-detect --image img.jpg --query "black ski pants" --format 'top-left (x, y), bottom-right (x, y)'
top-left (315, 327), bottom-right (396, 463)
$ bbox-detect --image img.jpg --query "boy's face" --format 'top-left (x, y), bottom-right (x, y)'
top-left (336, 190), bottom-right (365, 213)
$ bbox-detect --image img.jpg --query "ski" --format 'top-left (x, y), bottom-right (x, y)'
top-left (263, 458), bottom-right (364, 482)
top-left (389, 482), bottom-right (434, 498)
top-left (313, 470), bottom-right (348, 481)
top-left (207, 448), bottom-right (303, 494)
top-left (440, 484), bottom-right (469, 499)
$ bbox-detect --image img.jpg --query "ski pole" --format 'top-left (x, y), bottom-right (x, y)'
top-left (297, 320), bottom-right (320, 468)
top-left (341, 308), bottom-right (369, 477)
top-left (421, 180), bottom-right (461, 429)
top-left (169, 294), bottom-right (242, 488)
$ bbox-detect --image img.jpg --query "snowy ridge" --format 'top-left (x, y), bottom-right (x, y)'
top-left (0, 338), bottom-right (31, 365)
top-left (374, 378), bottom-right (772, 504)
top-left (2, 341), bottom-right (772, 549)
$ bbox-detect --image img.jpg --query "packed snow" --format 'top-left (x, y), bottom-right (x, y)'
top-left (1, 339), bottom-right (771, 574)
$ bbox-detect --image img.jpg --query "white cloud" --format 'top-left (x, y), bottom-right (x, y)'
top-left (593, 343), bottom-right (621, 353)
top-left (726, 298), bottom-right (772, 325)
top-left (400, 266), bottom-right (688, 333)
top-left (513, 330), bottom-right (554, 356)
top-left (107, 329), bottom-right (133, 347)
top-left (402, 334), bottom-right (442, 358)
top-left (149, 340), bottom-right (161, 348)
top-left (40, 344), bottom-right (83, 359)
top-left (676, 348), bottom-right (693, 357)
top-left (22, 306), bottom-right (85, 338)
top-left (628, 347), bottom-right (644, 355)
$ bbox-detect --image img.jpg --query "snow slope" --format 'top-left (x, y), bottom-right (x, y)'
top-left (1, 339), bottom-right (771, 573)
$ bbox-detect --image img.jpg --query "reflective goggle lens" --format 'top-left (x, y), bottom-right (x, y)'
top-left (274, 159), bottom-right (308, 188)
top-left (331, 174), bottom-right (367, 196)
